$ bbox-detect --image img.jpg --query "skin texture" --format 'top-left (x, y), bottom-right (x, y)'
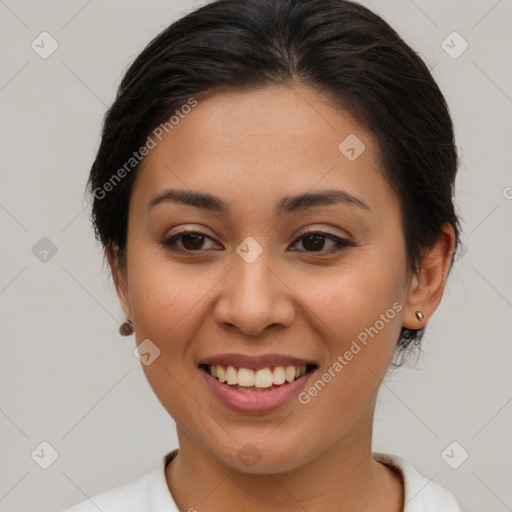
top-left (108, 84), bottom-right (455, 511)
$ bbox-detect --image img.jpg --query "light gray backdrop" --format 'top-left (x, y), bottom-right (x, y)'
top-left (0, 1), bottom-right (511, 511)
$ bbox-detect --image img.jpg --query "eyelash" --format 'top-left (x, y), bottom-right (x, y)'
top-left (161, 229), bottom-right (354, 255)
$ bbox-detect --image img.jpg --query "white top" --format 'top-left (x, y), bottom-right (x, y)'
top-left (62, 449), bottom-right (461, 511)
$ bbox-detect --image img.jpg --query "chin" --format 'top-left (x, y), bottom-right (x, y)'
top-left (207, 435), bottom-right (312, 475)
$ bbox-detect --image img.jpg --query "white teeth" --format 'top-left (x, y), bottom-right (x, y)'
top-left (206, 364), bottom-right (309, 388)
top-left (285, 365), bottom-right (296, 382)
top-left (217, 365), bottom-right (226, 382)
top-left (254, 368), bottom-right (273, 388)
top-left (238, 367), bottom-right (255, 387)
top-left (226, 365), bottom-right (238, 385)
top-left (272, 366), bottom-right (286, 385)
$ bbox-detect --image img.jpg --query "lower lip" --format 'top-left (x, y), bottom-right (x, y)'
top-left (200, 367), bottom-right (315, 414)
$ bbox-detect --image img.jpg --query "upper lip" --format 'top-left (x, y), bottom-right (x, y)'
top-left (199, 353), bottom-right (317, 370)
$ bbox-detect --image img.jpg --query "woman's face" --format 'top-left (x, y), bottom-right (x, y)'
top-left (113, 84), bottom-right (415, 473)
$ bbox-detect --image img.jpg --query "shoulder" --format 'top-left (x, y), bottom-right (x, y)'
top-left (373, 452), bottom-right (462, 512)
top-left (60, 449), bottom-right (179, 512)
top-left (60, 473), bottom-right (152, 512)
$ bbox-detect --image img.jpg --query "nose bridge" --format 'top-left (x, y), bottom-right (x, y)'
top-left (231, 241), bottom-right (278, 307)
top-left (214, 238), bottom-right (294, 335)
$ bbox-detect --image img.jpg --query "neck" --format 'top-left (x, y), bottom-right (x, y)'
top-left (165, 416), bottom-right (403, 511)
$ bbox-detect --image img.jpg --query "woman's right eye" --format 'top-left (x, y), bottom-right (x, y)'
top-left (161, 231), bottom-right (219, 252)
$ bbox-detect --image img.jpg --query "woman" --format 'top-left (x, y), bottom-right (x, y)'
top-left (63, 0), bottom-right (462, 510)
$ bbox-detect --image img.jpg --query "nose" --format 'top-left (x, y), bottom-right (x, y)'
top-left (213, 246), bottom-right (295, 337)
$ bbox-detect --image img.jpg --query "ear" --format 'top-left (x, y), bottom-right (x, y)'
top-left (402, 223), bottom-right (456, 329)
top-left (106, 243), bottom-right (132, 320)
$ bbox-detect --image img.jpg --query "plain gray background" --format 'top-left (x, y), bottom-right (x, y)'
top-left (0, 1), bottom-right (510, 511)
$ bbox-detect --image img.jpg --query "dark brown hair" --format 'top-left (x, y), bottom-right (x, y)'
top-left (86, 0), bottom-right (461, 357)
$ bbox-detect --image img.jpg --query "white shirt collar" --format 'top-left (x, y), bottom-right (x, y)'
top-left (147, 449), bottom-right (180, 511)
top-left (373, 452), bottom-right (461, 511)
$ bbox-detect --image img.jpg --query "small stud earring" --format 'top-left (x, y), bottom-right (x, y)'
top-left (415, 311), bottom-right (424, 321)
top-left (119, 318), bottom-right (134, 336)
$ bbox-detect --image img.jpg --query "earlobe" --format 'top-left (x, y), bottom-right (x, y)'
top-left (402, 224), bottom-right (456, 330)
top-left (106, 243), bottom-right (132, 321)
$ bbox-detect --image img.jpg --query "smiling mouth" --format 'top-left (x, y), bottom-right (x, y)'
top-left (200, 363), bottom-right (318, 392)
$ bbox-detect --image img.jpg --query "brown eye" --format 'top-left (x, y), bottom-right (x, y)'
top-left (290, 231), bottom-right (353, 253)
top-left (162, 231), bottom-right (219, 252)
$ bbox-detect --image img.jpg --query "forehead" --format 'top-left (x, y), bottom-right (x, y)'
top-left (147, 84), bottom-right (376, 158)
top-left (131, 84), bottom-right (392, 217)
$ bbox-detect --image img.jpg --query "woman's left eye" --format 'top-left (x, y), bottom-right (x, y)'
top-left (290, 231), bottom-right (354, 253)
top-left (161, 230), bottom-right (353, 254)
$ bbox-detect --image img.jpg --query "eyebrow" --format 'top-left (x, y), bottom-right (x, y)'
top-left (148, 188), bottom-right (371, 215)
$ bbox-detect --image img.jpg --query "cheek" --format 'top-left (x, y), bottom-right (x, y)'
top-left (129, 261), bottom-right (216, 351)
top-left (300, 256), bottom-right (406, 341)
top-left (294, 259), bottom-right (406, 396)
top-left (126, 257), bottom-right (215, 420)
